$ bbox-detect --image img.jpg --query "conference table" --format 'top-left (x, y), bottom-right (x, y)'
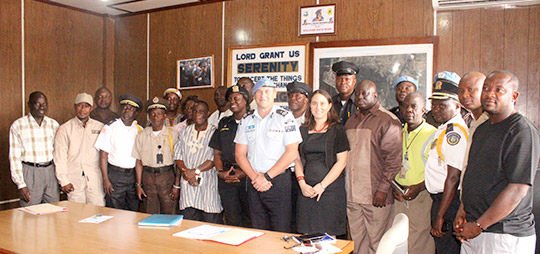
top-left (0, 201), bottom-right (353, 253)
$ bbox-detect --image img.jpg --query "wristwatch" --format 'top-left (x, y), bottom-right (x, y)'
top-left (195, 168), bottom-right (201, 175)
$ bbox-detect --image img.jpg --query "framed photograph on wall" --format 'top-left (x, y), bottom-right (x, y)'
top-left (299, 4), bottom-right (336, 36)
top-left (177, 55), bottom-right (214, 90)
top-left (310, 37), bottom-right (437, 109)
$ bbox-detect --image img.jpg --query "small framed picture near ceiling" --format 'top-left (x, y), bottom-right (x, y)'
top-left (299, 4), bottom-right (336, 36)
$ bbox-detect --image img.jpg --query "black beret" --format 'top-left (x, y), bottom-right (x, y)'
top-left (225, 85), bottom-right (250, 103)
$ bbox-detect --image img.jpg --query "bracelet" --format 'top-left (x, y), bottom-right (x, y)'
top-left (135, 183), bottom-right (143, 187)
top-left (320, 182), bottom-right (326, 189)
top-left (475, 221), bottom-right (485, 231)
top-left (172, 184), bottom-right (181, 189)
top-left (264, 172), bottom-right (272, 181)
top-left (296, 176), bottom-right (305, 182)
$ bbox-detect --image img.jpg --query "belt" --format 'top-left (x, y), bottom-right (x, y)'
top-left (22, 161), bottom-right (53, 168)
top-left (223, 163), bottom-right (240, 170)
top-left (108, 163), bottom-right (135, 173)
top-left (143, 165), bottom-right (173, 174)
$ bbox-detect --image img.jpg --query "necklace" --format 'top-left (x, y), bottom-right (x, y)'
top-left (313, 122), bottom-right (329, 133)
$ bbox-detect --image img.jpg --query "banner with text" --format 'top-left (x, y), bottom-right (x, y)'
top-left (229, 43), bottom-right (308, 105)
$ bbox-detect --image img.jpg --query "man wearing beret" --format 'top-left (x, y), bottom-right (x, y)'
top-left (95, 94), bottom-right (143, 211)
top-left (286, 81), bottom-right (312, 126)
top-left (235, 78), bottom-right (302, 232)
top-left (389, 76), bottom-right (418, 124)
top-left (424, 71), bottom-right (469, 253)
top-left (54, 93), bottom-right (105, 206)
top-left (133, 97), bottom-right (180, 214)
top-left (331, 61), bottom-right (359, 125)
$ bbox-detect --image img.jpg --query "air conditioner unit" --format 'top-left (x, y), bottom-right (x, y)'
top-left (433, 0), bottom-right (540, 10)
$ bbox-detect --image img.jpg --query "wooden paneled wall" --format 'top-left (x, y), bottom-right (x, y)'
top-left (436, 6), bottom-right (540, 126)
top-left (0, 0), bottom-right (106, 204)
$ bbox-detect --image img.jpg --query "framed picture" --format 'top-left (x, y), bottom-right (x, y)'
top-left (228, 42), bottom-right (309, 108)
top-left (299, 4), bottom-right (336, 36)
top-left (177, 55), bottom-right (214, 90)
top-left (310, 37), bottom-right (437, 109)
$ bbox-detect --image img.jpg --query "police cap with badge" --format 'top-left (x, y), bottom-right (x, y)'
top-left (226, 85), bottom-right (250, 103)
top-left (331, 61), bottom-right (359, 76)
top-left (146, 96), bottom-right (169, 112)
top-left (429, 71), bottom-right (461, 101)
top-left (119, 94), bottom-right (143, 112)
top-left (286, 81), bottom-right (313, 98)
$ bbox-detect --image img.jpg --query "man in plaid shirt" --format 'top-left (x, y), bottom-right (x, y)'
top-left (9, 91), bottom-right (60, 206)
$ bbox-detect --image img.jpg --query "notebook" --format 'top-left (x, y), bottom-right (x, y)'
top-left (173, 224), bottom-right (264, 246)
top-left (18, 203), bottom-right (68, 215)
top-left (138, 214), bottom-right (184, 227)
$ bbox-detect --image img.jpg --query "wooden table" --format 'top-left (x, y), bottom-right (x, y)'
top-left (0, 201), bottom-right (353, 253)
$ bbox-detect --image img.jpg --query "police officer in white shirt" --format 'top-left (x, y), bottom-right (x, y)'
top-left (235, 78), bottom-right (302, 233)
top-left (95, 94), bottom-right (143, 211)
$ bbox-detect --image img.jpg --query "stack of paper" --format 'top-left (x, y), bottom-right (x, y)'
top-left (138, 214), bottom-right (184, 228)
top-left (173, 224), bottom-right (264, 246)
top-left (18, 203), bottom-right (67, 215)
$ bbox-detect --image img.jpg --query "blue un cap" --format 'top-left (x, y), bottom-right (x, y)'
top-left (433, 71), bottom-right (461, 85)
top-left (393, 76), bottom-right (418, 89)
top-left (252, 78), bottom-right (276, 95)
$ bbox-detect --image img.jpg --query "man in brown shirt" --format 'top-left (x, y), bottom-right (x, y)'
top-left (344, 80), bottom-right (403, 254)
top-left (90, 87), bottom-right (119, 124)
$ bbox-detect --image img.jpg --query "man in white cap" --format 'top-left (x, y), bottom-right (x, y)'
top-left (163, 88), bottom-right (187, 134)
top-left (54, 92), bottom-right (105, 206)
top-left (235, 78), bottom-right (302, 233)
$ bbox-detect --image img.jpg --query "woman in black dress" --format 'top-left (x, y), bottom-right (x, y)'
top-left (294, 89), bottom-right (350, 236)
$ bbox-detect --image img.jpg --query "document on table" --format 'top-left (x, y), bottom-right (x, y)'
top-left (79, 214), bottom-right (114, 224)
top-left (18, 203), bottom-right (67, 215)
top-left (173, 225), bottom-right (264, 246)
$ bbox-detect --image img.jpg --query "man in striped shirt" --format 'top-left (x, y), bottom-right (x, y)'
top-left (9, 91), bottom-right (60, 206)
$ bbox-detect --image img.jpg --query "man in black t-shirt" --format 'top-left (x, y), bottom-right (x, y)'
top-left (455, 70), bottom-right (539, 253)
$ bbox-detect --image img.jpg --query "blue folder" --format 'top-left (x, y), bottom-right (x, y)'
top-left (138, 214), bottom-right (184, 227)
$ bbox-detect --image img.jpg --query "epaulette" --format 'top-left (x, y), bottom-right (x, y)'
top-left (276, 108), bottom-right (288, 116)
top-left (106, 118), bottom-right (118, 126)
top-left (445, 123), bottom-right (454, 133)
top-left (244, 110), bottom-right (255, 119)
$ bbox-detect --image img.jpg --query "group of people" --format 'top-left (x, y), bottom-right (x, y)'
top-left (8, 59), bottom-right (539, 254)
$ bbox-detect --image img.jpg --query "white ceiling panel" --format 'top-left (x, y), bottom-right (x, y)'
top-left (47, 0), bottom-right (207, 16)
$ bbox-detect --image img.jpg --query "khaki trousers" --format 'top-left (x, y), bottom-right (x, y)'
top-left (347, 202), bottom-right (393, 254)
top-left (393, 190), bottom-right (435, 254)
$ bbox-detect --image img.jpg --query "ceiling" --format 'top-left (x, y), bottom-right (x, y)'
top-left (42, 0), bottom-right (220, 16)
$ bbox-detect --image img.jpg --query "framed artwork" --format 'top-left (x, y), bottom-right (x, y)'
top-left (177, 55), bottom-right (214, 90)
top-left (310, 37), bottom-right (437, 109)
top-left (228, 42), bottom-right (309, 107)
top-left (299, 4), bottom-right (336, 36)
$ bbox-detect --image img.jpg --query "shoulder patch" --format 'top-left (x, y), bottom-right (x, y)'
top-left (446, 132), bottom-right (461, 146)
top-left (276, 108), bottom-right (288, 116)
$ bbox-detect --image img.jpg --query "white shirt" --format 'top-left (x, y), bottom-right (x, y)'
top-left (94, 119), bottom-right (142, 168)
top-left (208, 109), bottom-right (232, 128)
top-left (234, 106), bottom-right (302, 173)
top-left (424, 114), bottom-right (469, 194)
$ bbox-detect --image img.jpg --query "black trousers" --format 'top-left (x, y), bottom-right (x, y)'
top-left (105, 164), bottom-right (139, 211)
top-left (182, 207), bottom-right (222, 224)
top-left (218, 177), bottom-right (251, 227)
top-left (248, 170), bottom-right (292, 233)
top-left (430, 192), bottom-right (461, 254)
